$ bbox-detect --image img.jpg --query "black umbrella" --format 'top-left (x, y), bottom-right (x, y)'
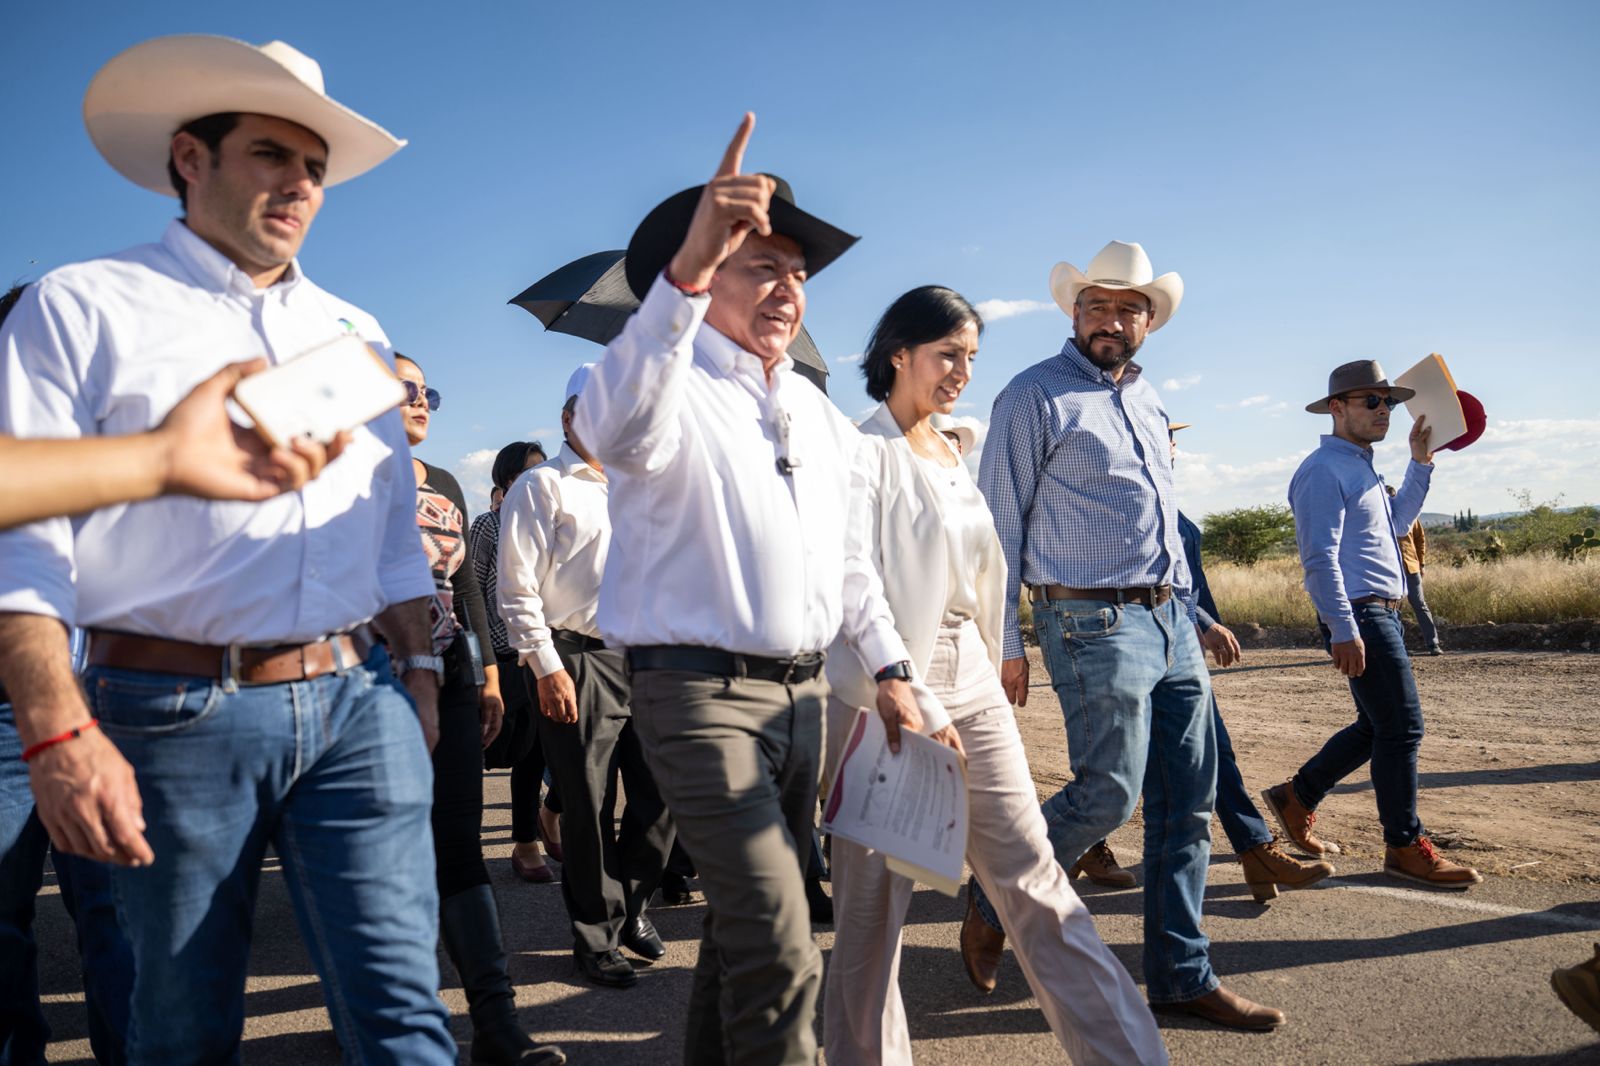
top-left (509, 250), bottom-right (831, 394)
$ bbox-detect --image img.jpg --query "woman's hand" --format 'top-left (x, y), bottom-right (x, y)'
top-left (929, 723), bottom-right (966, 759)
top-left (478, 669), bottom-right (505, 748)
top-left (875, 678), bottom-right (922, 754)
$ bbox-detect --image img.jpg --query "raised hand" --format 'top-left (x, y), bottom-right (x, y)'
top-left (667, 113), bottom-right (777, 292)
top-left (1409, 414), bottom-right (1434, 465)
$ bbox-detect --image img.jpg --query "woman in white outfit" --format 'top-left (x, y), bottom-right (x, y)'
top-left (823, 287), bottom-right (1168, 1066)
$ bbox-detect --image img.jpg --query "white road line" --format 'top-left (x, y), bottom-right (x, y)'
top-left (1329, 881), bottom-right (1600, 931)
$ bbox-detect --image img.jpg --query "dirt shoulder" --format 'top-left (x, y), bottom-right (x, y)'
top-left (1015, 646), bottom-right (1600, 885)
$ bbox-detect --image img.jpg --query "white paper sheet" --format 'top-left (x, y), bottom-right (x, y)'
top-left (1395, 353), bottom-right (1467, 447)
top-left (821, 708), bottom-right (967, 896)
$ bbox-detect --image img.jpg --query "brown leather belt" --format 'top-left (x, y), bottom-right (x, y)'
top-left (86, 629), bottom-right (371, 686)
top-left (1350, 595), bottom-right (1403, 610)
top-left (1029, 584), bottom-right (1173, 608)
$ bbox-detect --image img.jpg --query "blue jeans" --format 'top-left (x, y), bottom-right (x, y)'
top-left (1, 704), bottom-right (132, 1066)
top-left (975, 597), bottom-right (1219, 1004)
top-left (1291, 604), bottom-right (1425, 848)
top-left (86, 646), bottom-right (454, 1066)
top-left (1212, 698), bottom-right (1273, 855)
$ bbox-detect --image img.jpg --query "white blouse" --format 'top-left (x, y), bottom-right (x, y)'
top-left (912, 447), bottom-right (990, 623)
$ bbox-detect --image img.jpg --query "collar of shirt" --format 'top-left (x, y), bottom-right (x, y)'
top-left (697, 322), bottom-right (795, 392)
top-left (1319, 433), bottom-right (1374, 463)
top-left (162, 219), bottom-right (303, 301)
top-left (1058, 337), bottom-right (1144, 390)
top-left (553, 442), bottom-right (606, 483)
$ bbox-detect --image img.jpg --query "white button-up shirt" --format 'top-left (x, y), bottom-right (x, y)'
top-left (573, 274), bottom-right (910, 676)
top-left (0, 220), bottom-right (433, 644)
top-left (496, 443), bottom-right (610, 678)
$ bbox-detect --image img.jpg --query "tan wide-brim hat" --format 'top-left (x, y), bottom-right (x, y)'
top-left (930, 412), bottom-right (977, 456)
top-left (84, 35), bottom-right (406, 197)
top-left (1049, 240), bottom-right (1184, 332)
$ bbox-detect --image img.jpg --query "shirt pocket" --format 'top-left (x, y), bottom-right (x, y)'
top-left (86, 667), bottom-right (223, 736)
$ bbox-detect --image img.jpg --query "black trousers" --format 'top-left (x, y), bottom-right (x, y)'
top-left (539, 637), bottom-right (674, 952)
top-left (432, 660), bottom-right (489, 900)
top-left (507, 655), bottom-right (561, 844)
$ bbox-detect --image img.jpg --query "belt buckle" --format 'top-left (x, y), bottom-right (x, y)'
top-left (222, 643), bottom-right (242, 693)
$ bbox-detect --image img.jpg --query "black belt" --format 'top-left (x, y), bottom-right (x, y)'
top-left (626, 645), bottom-right (825, 684)
top-left (1029, 584), bottom-right (1173, 608)
top-left (1350, 595), bottom-right (1403, 610)
top-left (552, 629), bottom-right (606, 653)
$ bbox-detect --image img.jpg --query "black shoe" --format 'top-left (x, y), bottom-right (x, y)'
top-left (439, 885), bottom-right (567, 1064)
top-left (805, 874), bottom-right (834, 924)
top-left (620, 915), bottom-right (666, 961)
top-left (574, 945), bottom-right (637, 988)
top-left (658, 870), bottom-right (694, 906)
top-left (1428, 644), bottom-right (1444, 656)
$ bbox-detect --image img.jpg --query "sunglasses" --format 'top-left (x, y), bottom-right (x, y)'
top-left (1340, 393), bottom-right (1400, 411)
top-left (402, 380), bottom-right (441, 411)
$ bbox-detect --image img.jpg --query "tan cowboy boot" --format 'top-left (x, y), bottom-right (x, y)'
top-left (1383, 836), bottom-right (1482, 889)
top-left (959, 878), bottom-right (1004, 994)
top-left (1552, 944), bottom-right (1600, 1034)
top-left (1153, 984), bottom-right (1286, 1031)
top-left (1260, 781), bottom-right (1341, 856)
top-left (1069, 840), bottom-right (1137, 888)
top-left (1240, 839), bottom-right (1335, 902)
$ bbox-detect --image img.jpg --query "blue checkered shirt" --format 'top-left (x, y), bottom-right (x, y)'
top-left (978, 339), bottom-right (1194, 659)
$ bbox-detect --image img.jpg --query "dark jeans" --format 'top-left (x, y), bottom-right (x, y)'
top-left (433, 661), bottom-right (490, 901)
top-left (1213, 697), bottom-right (1273, 855)
top-left (1405, 571), bottom-right (1439, 648)
top-left (538, 642), bottom-right (673, 953)
top-left (1293, 605), bottom-right (1425, 848)
top-left (1, 705), bottom-right (131, 1066)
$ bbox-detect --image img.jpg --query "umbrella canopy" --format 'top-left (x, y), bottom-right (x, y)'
top-left (510, 250), bottom-right (830, 393)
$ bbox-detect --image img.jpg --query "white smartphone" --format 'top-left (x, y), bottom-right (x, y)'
top-left (232, 334), bottom-right (406, 448)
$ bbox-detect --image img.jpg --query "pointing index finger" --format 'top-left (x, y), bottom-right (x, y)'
top-left (716, 112), bottom-right (755, 178)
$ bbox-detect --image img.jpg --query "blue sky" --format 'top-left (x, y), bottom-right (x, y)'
top-left (4, 2), bottom-right (1596, 520)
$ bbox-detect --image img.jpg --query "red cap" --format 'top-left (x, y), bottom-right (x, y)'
top-left (1438, 389), bottom-right (1486, 451)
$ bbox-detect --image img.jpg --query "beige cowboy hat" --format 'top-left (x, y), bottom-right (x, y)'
top-left (84, 35), bottom-right (406, 197)
top-left (1049, 240), bottom-right (1184, 332)
top-left (930, 412), bottom-right (977, 456)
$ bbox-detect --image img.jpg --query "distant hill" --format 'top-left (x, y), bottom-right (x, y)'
top-left (1420, 505), bottom-right (1597, 529)
top-left (1419, 512), bottom-right (1453, 528)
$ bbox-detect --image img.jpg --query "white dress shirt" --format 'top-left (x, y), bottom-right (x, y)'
top-left (496, 443), bottom-right (610, 678)
top-left (0, 220), bottom-right (433, 644)
top-left (572, 274), bottom-right (911, 677)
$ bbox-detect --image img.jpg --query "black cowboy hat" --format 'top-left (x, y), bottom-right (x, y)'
top-left (623, 174), bottom-right (859, 300)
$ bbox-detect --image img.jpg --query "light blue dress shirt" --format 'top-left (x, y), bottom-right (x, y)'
top-left (1288, 434), bottom-right (1432, 644)
top-left (979, 339), bottom-right (1193, 660)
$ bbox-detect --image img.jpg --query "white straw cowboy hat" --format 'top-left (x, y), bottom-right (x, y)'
top-left (83, 35), bottom-right (406, 197)
top-left (930, 412), bottom-right (977, 456)
top-left (1049, 240), bottom-right (1184, 332)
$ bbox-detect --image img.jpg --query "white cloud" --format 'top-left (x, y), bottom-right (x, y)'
top-left (1161, 373), bottom-right (1202, 392)
top-left (835, 352), bottom-right (863, 365)
top-left (457, 447), bottom-right (498, 518)
top-left (974, 298), bottom-right (1054, 322)
top-left (1215, 394), bottom-right (1272, 411)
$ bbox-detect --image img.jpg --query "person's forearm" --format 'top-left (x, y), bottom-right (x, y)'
top-left (0, 434), bottom-right (172, 530)
top-left (374, 596), bottom-right (434, 660)
top-left (0, 613), bottom-right (93, 744)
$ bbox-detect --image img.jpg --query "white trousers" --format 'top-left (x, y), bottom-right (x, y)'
top-left (822, 618), bottom-right (1168, 1066)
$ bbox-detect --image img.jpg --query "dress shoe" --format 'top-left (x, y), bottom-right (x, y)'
top-left (657, 870), bottom-right (694, 906)
top-left (574, 945), bottom-right (637, 988)
top-left (510, 851), bottom-right (553, 884)
top-left (1260, 781), bottom-right (1341, 856)
top-left (1240, 839), bottom-right (1335, 902)
top-left (1552, 943), bottom-right (1600, 1034)
top-left (1069, 840), bottom-right (1138, 888)
top-left (1384, 836), bottom-right (1482, 889)
top-left (538, 807), bottom-right (564, 863)
top-left (1427, 644), bottom-right (1444, 656)
top-left (620, 915), bottom-right (666, 961)
top-left (806, 874), bottom-right (834, 924)
top-left (959, 878), bottom-right (1004, 994)
top-left (1154, 984), bottom-right (1285, 1031)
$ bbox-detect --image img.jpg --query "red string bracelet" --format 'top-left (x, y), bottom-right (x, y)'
top-left (20, 719), bottom-right (99, 762)
top-left (662, 267), bottom-right (711, 297)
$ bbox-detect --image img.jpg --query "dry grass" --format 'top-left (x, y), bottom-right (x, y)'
top-left (1209, 554), bottom-right (1600, 627)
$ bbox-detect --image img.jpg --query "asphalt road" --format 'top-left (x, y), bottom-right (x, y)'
top-left (34, 768), bottom-right (1600, 1064)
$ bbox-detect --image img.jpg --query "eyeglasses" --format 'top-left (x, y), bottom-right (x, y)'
top-left (402, 380), bottom-right (441, 411)
top-left (1338, 393), bottom-right (1400, 411)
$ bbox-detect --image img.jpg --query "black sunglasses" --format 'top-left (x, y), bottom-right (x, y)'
top-left (402, 380), bottom-right (441, 411)
top-left (1341, 393), bottom-right (1400, 411)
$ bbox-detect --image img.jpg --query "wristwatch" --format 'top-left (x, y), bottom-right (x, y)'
top-left (874, 660), bottom-right (914, 684)
top-left (397, 654), bottom-right (445, 682)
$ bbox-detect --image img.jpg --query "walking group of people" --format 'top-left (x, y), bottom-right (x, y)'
top-left (2, 31), bottom-right (1596, 1066)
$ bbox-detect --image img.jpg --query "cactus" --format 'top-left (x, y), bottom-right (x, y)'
top-left (1564, 526), bottom-right (1600, 561)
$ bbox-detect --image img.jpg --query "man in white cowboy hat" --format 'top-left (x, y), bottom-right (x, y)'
top-left (497, 363), bottom-right (676, 990)
top-left (0, 35), bottom-right (562, 1065)
top-left (573, 113), bottom-right (936, 1064)
top-left (970, 240), bottom-right (1285, 1030)
top-left (1261, 360), bottom-right (1481, 890)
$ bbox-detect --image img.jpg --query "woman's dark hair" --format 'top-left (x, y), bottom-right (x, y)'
top-left (861, 286), bottom-right (983, 402)
top-left (491, 441), bottom-right (545, 492)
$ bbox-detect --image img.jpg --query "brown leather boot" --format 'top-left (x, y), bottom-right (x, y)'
top-left (1383, 836), bottom-right (1482, 889)
top-left (1260, 781), bottom-right (1341, 856)
top-left (1552, 943), bottom-right (1600, 1034)
top-left (1069, 840), bottom-right (1137, 888)
top-left (959, 878), bottom-right (1004, 994)
top-left (1240, 839), bottom-right (1335, 902)
top-left (1153, 984), bottom-right (1285, 1031)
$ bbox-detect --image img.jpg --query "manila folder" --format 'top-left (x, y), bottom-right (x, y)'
top-left (1395, 353), bottom-right (1467, 446)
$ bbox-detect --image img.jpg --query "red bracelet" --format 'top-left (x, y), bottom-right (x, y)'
top-left (20, 719), bottom-right (99, 762)
top-left (662, 266), bottom-right (711, 297)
